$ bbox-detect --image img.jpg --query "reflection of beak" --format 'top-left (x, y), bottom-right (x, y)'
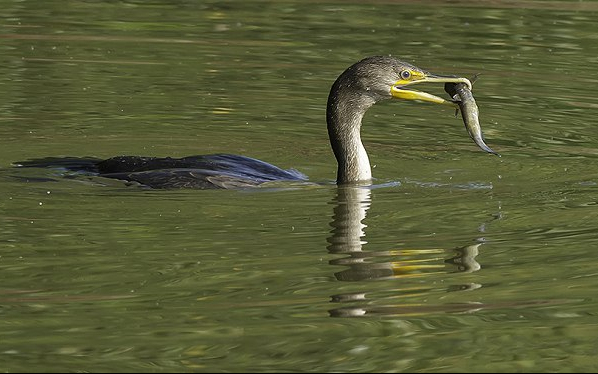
top-left (391, 74), bottom-right (472, 105)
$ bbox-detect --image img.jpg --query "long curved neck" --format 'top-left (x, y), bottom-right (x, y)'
top-left (327, 82), bottom-right (377, 184)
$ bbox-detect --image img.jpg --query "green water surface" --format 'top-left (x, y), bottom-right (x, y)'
top-left (1, 0), bottom-right (598, 372)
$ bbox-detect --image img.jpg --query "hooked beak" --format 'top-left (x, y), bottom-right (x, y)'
top-left (391, 74), bottom-right (472, 105)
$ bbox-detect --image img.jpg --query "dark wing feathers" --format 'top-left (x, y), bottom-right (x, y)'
top-left (15, 154), bottom-right (307, 189)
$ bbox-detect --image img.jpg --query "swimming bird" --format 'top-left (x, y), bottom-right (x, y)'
top-left (16, 56), bottom-right (485, 189)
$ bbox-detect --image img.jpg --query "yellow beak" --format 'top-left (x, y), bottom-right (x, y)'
top-left (390, 74), bottom-right (472, 105)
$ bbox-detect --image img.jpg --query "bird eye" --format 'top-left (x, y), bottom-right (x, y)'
top-left (400, 70), bottom-right (411, 80)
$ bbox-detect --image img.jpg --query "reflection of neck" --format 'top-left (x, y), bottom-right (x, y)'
top-left (327, 186), bottom-right (372, 254)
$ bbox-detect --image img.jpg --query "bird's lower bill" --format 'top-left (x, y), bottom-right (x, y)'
top-left (390, 75), bottom-right (472, 105)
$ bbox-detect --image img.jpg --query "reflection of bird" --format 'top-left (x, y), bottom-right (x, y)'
top-left (17, 56), bottom-right (471, 189)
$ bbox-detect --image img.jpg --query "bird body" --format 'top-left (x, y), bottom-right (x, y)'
top-left (17, 154), bottom-right (307, 189)
top-left (16, 56), bottom-right (492, 189)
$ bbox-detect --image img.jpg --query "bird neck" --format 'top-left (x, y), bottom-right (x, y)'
top-left (327, 88), bottom-right (376, 184)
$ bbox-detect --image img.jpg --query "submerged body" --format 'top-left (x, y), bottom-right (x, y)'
top-left (15, 56), bottom-right (497, 189)
top-left (16, 154), bottom-right (307, 189)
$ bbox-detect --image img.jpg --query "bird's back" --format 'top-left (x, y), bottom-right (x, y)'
top-left (15, 154), bottom-right (308, 189)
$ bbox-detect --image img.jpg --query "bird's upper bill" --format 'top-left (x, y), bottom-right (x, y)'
top-left (390, 70), bottom-right (472, 105)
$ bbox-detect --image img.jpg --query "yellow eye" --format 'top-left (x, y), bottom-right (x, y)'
top-left (400, 70), bottom-right (411, 80)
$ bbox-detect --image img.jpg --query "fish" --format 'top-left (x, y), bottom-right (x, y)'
top-left (445, 78), bottom-right (499, 156)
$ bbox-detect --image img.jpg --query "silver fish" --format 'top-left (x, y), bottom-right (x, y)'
top-left (445, 80), bottom-right (499, 156)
